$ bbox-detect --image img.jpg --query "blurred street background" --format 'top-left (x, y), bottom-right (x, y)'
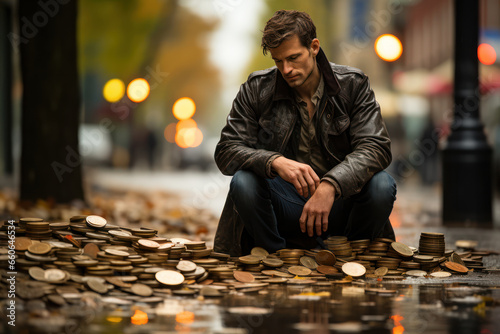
top-left (1, 0), bottom-right (500, 234)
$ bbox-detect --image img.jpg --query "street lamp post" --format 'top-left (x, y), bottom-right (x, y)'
top-left (442, 0), bottom-right (492, 226)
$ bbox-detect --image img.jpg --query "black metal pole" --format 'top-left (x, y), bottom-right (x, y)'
top-left (442, 0), bottom-right (492, 226)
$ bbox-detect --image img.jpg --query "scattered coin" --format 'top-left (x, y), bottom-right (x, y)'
top-left (234, 271), bottom-right (255, 283)
top-left (156, 270), bottom-right (185, 286)
top-left (130, 283), bottom-right (153, 297)
top-left (315, 250), bottom-right (336, 266)
top-left (177, 260), bottom-right (197, 273)
top-left (341, 262), bottom-right (366, 277)
top-left (288, 266), bottom-right (312, 276)
top-left (86, 215), bottom-right (107, 229)
top-left (251, 247), bottom-right (269, 258)
top-left (28, 242), bottom-right (52, 255)
top-left (430, 271), bottom-right (452, 278)
top-left (374, 267), bottom-right (388, 277)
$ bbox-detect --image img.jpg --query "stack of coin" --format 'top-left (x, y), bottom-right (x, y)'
top-left (366, 238), bottom-right (392, 256)
top-left (49, 222), bottom-right (70, 232)
top-left (419, 232), bottom-right (445, 257)
top-left (130, 227), bottom-right (157, 238)
top-left (26, 221), bottom-right (52, 240)
top-left (277, 249), bottom-right (304, 265)
top-left (19, 217), bottom-right (43, 230)
top-left (324, 236), bottom-right (353, 260)
top-left (350, 239), bottom-right (370, 254)
top-left (238, 254), bottom-right (265, 272)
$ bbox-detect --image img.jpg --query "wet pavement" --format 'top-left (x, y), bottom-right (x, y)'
top-left (2, 168), bottom-right (500, 334)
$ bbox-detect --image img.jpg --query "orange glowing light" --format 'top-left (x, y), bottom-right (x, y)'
top-left (164, 123), bottom-right (177, 143)
top-left (176, 119), bottom-right (198, 131)
top-left (391, 315), bottom-right (404, 334)
top-left (131, 310), bottom-right (148, 325)
top-left (478, 43), bottom-right (497, 65)
top-left (173, 97), bottom-right (196, 120)
top-left (375, 34), bottom-right (403, 62)
top-left (176, 311), bottom-right (195, 324)
top-left (106, 316), bottom-right (123, 323)
top-left (175, 127), bottom-right (203, 148)
top-left (127, 78), bottom-right (150, 103)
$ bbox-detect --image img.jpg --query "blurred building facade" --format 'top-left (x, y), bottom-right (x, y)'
top-left (328, 0), bottom-right (500, 188)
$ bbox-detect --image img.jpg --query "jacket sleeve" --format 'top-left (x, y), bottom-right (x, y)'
top-left (214, 78), bottom-right (282, 178)
top-left (322, 74), bottom-right (392, 198)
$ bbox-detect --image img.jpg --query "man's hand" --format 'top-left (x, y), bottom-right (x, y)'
top-left (299, 181), bottom-right (335, 237)
top-left (271, 157), bottom-right (320, 197)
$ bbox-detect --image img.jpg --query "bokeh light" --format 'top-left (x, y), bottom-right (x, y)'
top-left (374, 34), bottom-right (403, 62)
top-left (478, 43), bottom-right (497, 65)
top-left (176, 119), bottom-right (197, 131)
top-left (164, 123), bottom-right (177, 143)
top-left (131, 310), bottom-right (148, 325)
top-left (103, 79), bottom-right (125, 103)
top-left (175, 127), bottom-right (203, 148)
top-left (173, 97), bottom-right (196, 120)
top-left (176, 311), bottom-right (195, 324)
top-left (127, 78), bottom-right (150, 103)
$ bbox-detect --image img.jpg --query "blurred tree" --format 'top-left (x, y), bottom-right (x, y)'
top-left (245, 0), bottom-right (334, 78)
top-left (19, 0), bottom-right (84, 204)
top-left (78, 1), bottom-right (221, 153)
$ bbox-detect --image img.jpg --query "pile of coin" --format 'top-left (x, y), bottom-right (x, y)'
top-left (324, 236), bottom-right (354, 260)
top-left (419, 232), bottom-right (445, 257)
top-left (2, 215), bottom-right (499, 309)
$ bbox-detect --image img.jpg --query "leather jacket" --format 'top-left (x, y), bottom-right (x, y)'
top-left (213, 48), bottom-right (392, 256)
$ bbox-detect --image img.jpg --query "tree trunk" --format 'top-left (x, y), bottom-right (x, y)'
top-left (19, 0), bottom-right (84, 204)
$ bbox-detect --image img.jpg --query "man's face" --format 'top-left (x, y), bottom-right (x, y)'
top-left (269, 34), bottom-right (319, 89)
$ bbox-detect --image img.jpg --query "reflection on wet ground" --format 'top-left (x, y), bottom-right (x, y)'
top-left (6, 275), bottom-right (499, 334)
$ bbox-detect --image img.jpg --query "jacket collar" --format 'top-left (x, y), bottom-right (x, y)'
top-left (273, 47), bottom-right (341, 101)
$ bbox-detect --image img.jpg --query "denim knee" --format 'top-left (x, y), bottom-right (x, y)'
top-left (363, 171), bottom-right (397, 206)
top-left (229, 170), bottom-right (267, 203)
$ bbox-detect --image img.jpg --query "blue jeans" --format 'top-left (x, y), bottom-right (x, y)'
top-left (229, 170), bottom-right (397, 253)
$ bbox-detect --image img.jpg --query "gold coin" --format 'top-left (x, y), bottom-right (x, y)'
top-left (288, 266), bottom-right (312, 276)
top-left (430, 271), bottom-right (452, 278)
top-left (444, 261), bottom-right (468, 273)
top-left (138, 239), bottom-right (160, 249)
top-left (176, 260), bottom-right (197, 273)
top-left (105, 249), bottom-right (129, 257)
top-left (316, 265), bottom-right (338, 275)
top-left (27, 242), bottom-right (52, 257)
top-left (130, 283), bottom-right (153, 297)
top-left (390, 242), bottom-right (413, 257)
top-left (251, 247), bottom-right (269, 258)
top-left (262, 258), bottom-right (283, 268)
top-left (341, 262), bottom-right (366, 277)
top-left (315, 250), bottom-right (336, 266)
top-left (239, 255), bottom-right (262, 265)
top-left (374, 267), bottom-right (388, 277)
top-left (404, 270), bottom-right (427, 277)
top-left (156, 270), bottom-right (185, 286)
top-left (234, 271), bottom-right (255, 283)
top-left (299, 256), bottom-right (318, 269)
top-left (14, 237), bottom-right (32, 251)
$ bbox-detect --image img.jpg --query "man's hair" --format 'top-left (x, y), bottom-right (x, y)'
top-left (261, 10), bottom-right (317, 55)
